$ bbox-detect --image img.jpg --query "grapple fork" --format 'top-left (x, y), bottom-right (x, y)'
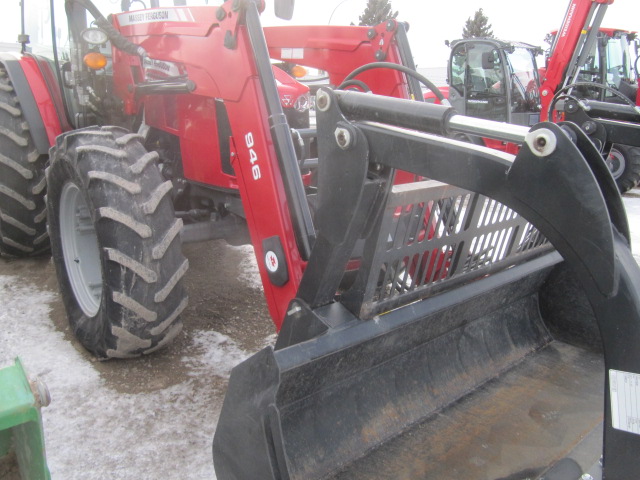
top-left (213, 90), bottom-right (640, 479)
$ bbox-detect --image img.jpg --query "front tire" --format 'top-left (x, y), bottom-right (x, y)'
top-left (47, 126), bottom-right (188, 358)
top-left (607, 144), bottom-right (640, 193)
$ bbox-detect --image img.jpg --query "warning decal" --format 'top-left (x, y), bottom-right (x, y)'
top-left (610, 369), bottom-right (640, 435)
top-left (118, 8), bottom-right (195, 26)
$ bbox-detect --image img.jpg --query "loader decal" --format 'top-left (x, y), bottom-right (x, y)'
top-left (265, 251), bottom-right (279, 273)
top-left (245, 132), bottom-right (261, 181)
top-left (560, 3), bottom-right (577, 38)
top-left (610, 369), bottom-right (640, 435)
top-left (143, 58), bottom-right (184, 81)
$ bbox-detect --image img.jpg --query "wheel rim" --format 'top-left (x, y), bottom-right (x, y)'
top-left (59, 182), bottom-right (103, 317)
top-left (606, 148), bottom-right (626, 180)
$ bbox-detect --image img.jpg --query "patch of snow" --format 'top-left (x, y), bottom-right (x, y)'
top-left (228, 244), bottom-right (264, 291)
top-left (261, 333), bottom-right (278, 348)
top-left (0, 276), bottom-right (58, 371)
top-left (182, 330), bottom-right (251, 378)
top-left (0, 275), bottom-right (220, 479)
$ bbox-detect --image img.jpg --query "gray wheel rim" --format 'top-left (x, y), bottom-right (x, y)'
top-left (606, 148), bottom-right (626, 180)
top-left (60, 182), bottom-right (103, 317)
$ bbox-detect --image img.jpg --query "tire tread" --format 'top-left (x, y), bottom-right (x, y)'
top-left (47, 126), bottom-right (188, 358)
top-left (0, 65), bottom-right (49, 257)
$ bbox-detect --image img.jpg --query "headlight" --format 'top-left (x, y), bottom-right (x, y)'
top-left (81, 28), bottom-right (109, 46)
top-left (294, 92), bottom-right (310, 113)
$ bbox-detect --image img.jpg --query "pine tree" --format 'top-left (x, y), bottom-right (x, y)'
top-left (462, 8), bottom-right (494, 38)
top-left (358, 0), bottom-right (398, 27)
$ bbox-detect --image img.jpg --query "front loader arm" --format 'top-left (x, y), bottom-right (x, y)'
top-left (109, 0), bottom-right (317, 327)
top-left (221, 1), bottom-right (315, 326)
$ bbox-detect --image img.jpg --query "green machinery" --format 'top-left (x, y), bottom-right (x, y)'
top-left (0, 358), bottom-right (50, 480)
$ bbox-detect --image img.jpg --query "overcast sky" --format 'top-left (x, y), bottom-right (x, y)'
top-left (2, 0), bottom-right (638, 68)
top-left (261, 0), bottom-right (639, 67)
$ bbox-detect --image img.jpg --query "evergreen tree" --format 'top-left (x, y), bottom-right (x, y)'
top-left (462, 8), bottom-right (494, 38)
top-left (358, 0), bottom-right (398, 27)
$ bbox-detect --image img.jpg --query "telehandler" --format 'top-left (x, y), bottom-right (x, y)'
top-left (1, 0), bottom-right (640, 479)
top-left (436, 0), bottom-right (640, 192)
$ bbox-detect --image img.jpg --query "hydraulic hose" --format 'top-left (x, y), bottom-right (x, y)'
top-left (548, 81), bottom-right (640, 120)
top-left (338, 79), bottom-right (371, 92)
top-left (339, 61), bottom-right (448, 104)
top-left (72, 0), bottom-right (147, 58)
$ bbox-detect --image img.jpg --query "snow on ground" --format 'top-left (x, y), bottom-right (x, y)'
top-left (0, 267), bottom-right (262, 479)
top-left (0, 188), bottom-right (639, 479)
top-left (181, 330), bottom-right (251, 379)
top-left (228, 244), bottom-right (264, 291)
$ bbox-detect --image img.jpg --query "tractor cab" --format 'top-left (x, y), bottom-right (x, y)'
top-left (19, 0), bottom-right (310, 132)
top-left (447, 38), bottom-right (542, 126)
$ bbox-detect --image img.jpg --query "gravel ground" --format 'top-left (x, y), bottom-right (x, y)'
top-left (0, 187), bottom-right (639, 480)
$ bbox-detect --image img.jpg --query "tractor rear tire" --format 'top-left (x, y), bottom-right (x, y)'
top-left (46, 126), bottom-right (188, 359)
top-left (0, 65), bottom-right (49, 257)
top-left (608, 144), bottom-right (640, 193)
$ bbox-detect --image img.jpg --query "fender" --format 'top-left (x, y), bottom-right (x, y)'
top-left (0, 52), bottom-right (67, 154)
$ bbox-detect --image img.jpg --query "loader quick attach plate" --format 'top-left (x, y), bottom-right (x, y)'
top-left (213, 90), bottom-right (640, 480)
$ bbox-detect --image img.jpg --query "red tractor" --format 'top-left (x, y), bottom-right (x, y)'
top-left (3, 0), bottom-right (640, 478)
top-left (0, 0), bottom-right (427, 358)
top-left (544, 27), bottom-right (638, 105)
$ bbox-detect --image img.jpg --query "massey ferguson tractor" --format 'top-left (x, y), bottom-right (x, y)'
top-left (436, 0), bottom-right (640, 193)
top-left (2, 0), bottom-right (640, 478)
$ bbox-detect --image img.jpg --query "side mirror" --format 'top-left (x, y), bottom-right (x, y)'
top-left (275, 0), bottom-right (294, 20)
top-left (481, 50), bottom-right (499, 70)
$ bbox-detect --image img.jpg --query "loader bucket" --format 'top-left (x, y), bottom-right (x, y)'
top-left (213, 91), bottom-right (640, 479)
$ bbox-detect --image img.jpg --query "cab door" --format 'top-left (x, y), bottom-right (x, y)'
top-left (449, 42), bottom-right (509, 123)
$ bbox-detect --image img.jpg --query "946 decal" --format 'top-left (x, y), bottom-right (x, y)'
top-left (245, 132), bottom-right (261, 181)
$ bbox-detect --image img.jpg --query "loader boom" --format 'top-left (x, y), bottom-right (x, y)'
top-left (107, 1), bottom-right (416, 328)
